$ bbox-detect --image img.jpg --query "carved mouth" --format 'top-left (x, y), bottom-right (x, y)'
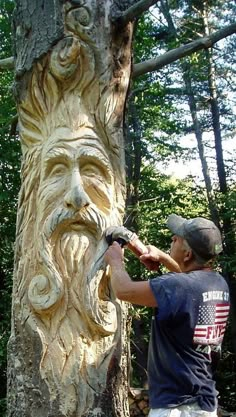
top-left (44, 205), bottom-right (104, 240)
top-left (70, 222), bottom-right (85, 230)
top-left (70, 221), bottom-right (97, 235)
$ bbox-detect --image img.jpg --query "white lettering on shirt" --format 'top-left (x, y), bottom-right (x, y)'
top-left (202, 291), bottom-right (229, 302)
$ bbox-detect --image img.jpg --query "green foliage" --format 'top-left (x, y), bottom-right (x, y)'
top-left (0, 1), bottom-right (20, 414)
top-left (0, 1), bottom-right (14, 59)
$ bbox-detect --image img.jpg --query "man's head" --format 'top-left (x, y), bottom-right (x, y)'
top-left (167, 214), bottom-right (223, 268)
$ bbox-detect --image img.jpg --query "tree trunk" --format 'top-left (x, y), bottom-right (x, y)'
top-left (125, 96), bottom-right (149, 387)
top-left (202, 7), bottom-right (235, 256)
top-left (125, 98), bottom-right (142, 230)
top-left (8, 1), bottom-right (134, 416)
top-left (202, 6), bottom-right (227, 194)
top-left (182, 66), bottom-right (220, 227)
top-left (160, 0), bottom-right (220, 226)
top-left (202, 1), bottom-right (236, 361)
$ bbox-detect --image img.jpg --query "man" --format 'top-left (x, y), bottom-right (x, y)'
top-left (104, 214), bottom-right (230, 417)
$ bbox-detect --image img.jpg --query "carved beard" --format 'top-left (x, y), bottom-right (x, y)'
top-left (55, 230), bottom-right (98, 334)
top-left (27, 204), bottom-right (119, 414)
top-left (29, 203), bottom-right (117, 335)
top-left (54, 227), bottom-right (117, 338)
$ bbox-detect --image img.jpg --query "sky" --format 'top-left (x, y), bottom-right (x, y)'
top-left (159, 133), bottom-right (236, 182)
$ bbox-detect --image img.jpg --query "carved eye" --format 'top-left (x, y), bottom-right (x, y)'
top-left (81, 163), bottom-right (105, 179)
top-left (80, 162), bottom-right (112, 213)
top-left (47, 162), bottom-right (68, 178)
top-left (83, 176), bottom-right (112, 214)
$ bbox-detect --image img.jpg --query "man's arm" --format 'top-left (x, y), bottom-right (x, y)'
top-left (104, 242), bottom-right (157, 307)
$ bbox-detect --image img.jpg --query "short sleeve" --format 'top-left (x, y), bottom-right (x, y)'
top-left (149, 273), bottom-right (186, 321)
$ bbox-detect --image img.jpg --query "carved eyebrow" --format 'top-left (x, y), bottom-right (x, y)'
top-left (43, 144), bottom-right (112, 172)
top-left (44, 145), bottom-right (72, 162)
top-left (78, 148), bottom-right (112, 170)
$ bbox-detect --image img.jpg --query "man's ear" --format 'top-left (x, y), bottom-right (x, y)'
top-left (184, 249), bottom-right (193, 262)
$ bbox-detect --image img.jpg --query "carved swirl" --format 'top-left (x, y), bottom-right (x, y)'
top-left (87, 268), bottom-right (118, 336)
top-left (49, 35), bottom-right (95, 95)
top-left (49, 37), bottom-right (81, 81)
top-left (27, 210), bottom-right (66, 313)
top-left (70, 6), bottom-right (91, 27)
top-left (28, 274), bottom-right (63, 313)
top-left (66, 6), bottom-right (93, 34)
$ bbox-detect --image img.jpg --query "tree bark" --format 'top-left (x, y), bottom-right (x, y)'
top-left (8, 1), bottom-right (134, 416)
top-left (111, 0), bottom-right (159, 26)
top-left (202, 7), bottom-right (228, 195)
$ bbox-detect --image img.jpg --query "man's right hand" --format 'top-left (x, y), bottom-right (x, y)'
top-left (140, 245), bottom-right (181, 273)
top-left (139, 245), bottom-right (162, 271)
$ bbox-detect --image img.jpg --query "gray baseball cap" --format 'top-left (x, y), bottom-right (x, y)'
top-left (167, 214), bottom-right (223, 260)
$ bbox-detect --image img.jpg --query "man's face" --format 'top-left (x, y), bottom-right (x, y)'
top-left (170, 235), bottom-right (187, 266)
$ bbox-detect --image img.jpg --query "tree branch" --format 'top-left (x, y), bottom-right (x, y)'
top-left (1, 21), bottom-right (235, 78)
top-left (133, 22), bottom-right (236, 78)
top-left (0, 57), bottom-right (14, 72)
top-left (111, 0), bottom-right (158, 26)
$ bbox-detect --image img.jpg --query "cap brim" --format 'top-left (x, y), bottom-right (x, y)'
top-left (167, 214), bottom-right (186, 236)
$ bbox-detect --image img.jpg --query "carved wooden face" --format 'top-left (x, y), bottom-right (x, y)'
top-left (29, 125), bottom-right (118, 333)
top-left (25, 125), bottom-right (120, 414)
top-left (38, 126), bottom-right (115, 233)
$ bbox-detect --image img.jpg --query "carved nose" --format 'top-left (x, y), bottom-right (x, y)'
top-left (64, 170), bottom-right (91, 210)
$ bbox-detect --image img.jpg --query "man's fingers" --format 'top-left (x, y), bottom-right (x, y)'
top-left (140, 253), bottom-right (158, 262)
top-left (140, 258), bottom-right (160, 271)
top-left (112, 241), bottom-right (121, 248)
top-left (140, 253), bottom-right (149, 261)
